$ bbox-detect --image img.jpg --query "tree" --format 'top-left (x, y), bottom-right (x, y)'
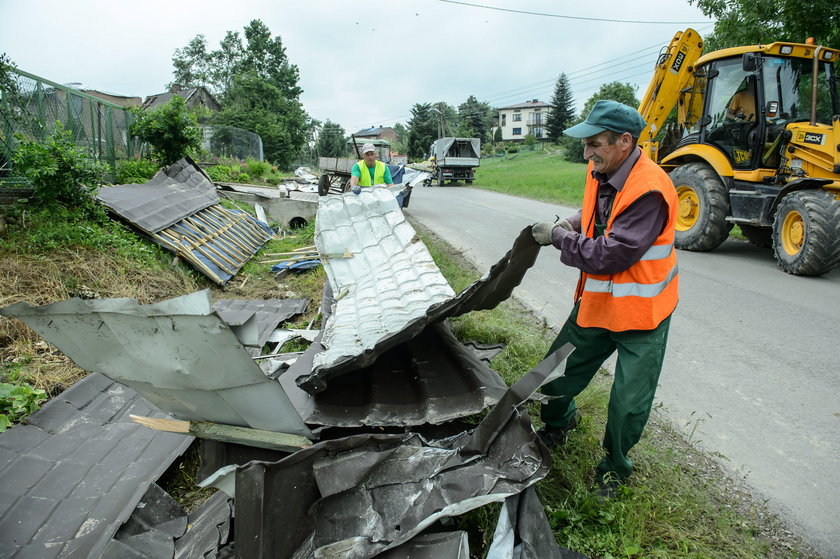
top-left (171, 35), bottom-right (213, 90)
top-left (546, 73), bottom-right (575, 142)
top-left (129, 96), bottom-right (202, 165)
top-left (406, 103), bottom-right (438, 160)
top-left (213, 72), bottom-right (308, 169)
top-left (561, 82), bottom-right (639, 163)
top-left (457, 96), bottom-right (494, 142)
top-left (316, 120), bottom-right (347, 158)
top-left (689, 0), bottom-right (840, 52)
top-left (172, 20), bottom-right (310, 168)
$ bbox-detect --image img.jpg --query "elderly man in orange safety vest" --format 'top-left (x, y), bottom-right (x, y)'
top-left (530, 100), bottom-right (679, 499)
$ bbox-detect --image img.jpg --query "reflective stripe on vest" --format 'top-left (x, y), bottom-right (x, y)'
top-left (357, 160), bottom-right (385, 186)
top-left (583, 262), bottom-right (679, 298)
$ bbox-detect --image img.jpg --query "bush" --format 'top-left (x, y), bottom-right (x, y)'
top-left (505, 144), bottom-right (520, 154)
top-left (129, 96), bottom-right (202, 165)
top-left (12, 124), bottom-right (106, 215)
top-left (244, 157), bottom-right (271, 179)
top-left (114, 157), bottom-right (160, 184)
top-left (205, 164), bottom-right (242, 183)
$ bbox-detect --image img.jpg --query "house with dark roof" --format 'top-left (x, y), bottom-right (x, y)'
top-left (353, 126), bottom-right (398, 144)
top-left (142, 84), bottom-right (221, 112)
top-left (495, 99), bottom-right (552, 141)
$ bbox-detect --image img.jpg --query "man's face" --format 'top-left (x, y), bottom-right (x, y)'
top-left (363, 151), bottom-right (377, 166)
top-left (582, 131), bottom-right (633, 177)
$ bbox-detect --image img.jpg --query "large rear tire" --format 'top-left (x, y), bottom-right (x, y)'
top-left (669, 163), bottom-right (733, 251)
top-left (772, 190), bottom-right (840, 276)
top-left (437, 169), bottom-right (445, 187)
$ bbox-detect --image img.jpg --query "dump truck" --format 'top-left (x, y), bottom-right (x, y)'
top-left (637, 29), bottom-right (840, 275)
top-left (429, 137), bottom-right (481, 186)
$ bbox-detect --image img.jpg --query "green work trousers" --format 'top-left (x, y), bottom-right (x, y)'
top-left (540, 302), bottom-right (672, 480)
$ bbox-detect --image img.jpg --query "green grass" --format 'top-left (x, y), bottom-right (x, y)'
top-left (475, 148), bottom-right (588, 206)
top-left (415, 222), bottom-right (814, 559)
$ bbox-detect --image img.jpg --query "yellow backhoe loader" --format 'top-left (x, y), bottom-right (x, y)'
top-left (638, 29), bottom-right (840, 275)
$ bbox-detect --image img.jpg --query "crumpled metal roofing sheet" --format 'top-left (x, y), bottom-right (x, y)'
top-left (278, 321), bottom-right (508, 428)
top-left (0, 291), bottom-right (312, 438)
top-left (0, 373), bottom-right (192, 559)
top-left (299, 191), bottom-right (541, 392)
top-left (212, 298), bottom-right (309, 349)
top-left (311, 188), bottom-right (455, 378)
top-left (96, 157), bottom-right (219, 234)
top-left (96, 158), bottom-right (274, 285)
top-left (232, 346), bottom-right (571, 559)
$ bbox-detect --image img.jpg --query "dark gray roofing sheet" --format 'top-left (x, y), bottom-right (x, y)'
top-left (279, 321), bottom-right (508, 428)
top-left (0, 373), bottom-right (192, 559)
top-left (0, 291), bottom-right (312, 438)
top-left (97, 158), bottom-right (219, 234)
top-left (212, 298), bottom-right (309, 348)
top-left (232, 347), bottom-right (572, 559)
top-left (300, 195), bottom-right (541, 392)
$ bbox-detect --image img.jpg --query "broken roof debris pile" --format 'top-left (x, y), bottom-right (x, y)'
top-left (1, 189), bottom-right (587, 558)
top-left (96, 157), bottom-right (274, 285)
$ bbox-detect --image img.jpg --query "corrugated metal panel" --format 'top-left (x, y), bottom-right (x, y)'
top-left (0, 291), bottom-right (312, 438)
top-left (97, 158), bottom-right (274, 285)
top-left (311, 189), bottom-right (455, 378)
top-left (300, 190), bottom-right (541, 392)
top-left (97, 158), bottom-right (219, 234)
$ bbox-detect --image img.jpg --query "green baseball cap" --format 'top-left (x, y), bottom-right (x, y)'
top-left (564, 100), bottom-right (647, 138)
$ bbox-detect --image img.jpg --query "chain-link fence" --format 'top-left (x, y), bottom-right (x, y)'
top-left (202, 124), bottom-right (263, 162)
top-left (1, 68), bottom-right (141, 179)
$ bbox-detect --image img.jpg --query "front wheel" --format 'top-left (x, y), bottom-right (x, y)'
top-left (669, 163), bottom-right (733, 251)
top-left (773, 190), bottom-right (840, 276)
top-left (437, 169), bottom-right (445, 187)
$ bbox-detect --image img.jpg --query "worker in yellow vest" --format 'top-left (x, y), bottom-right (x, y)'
top-left (349, 143), bottom-right (393, 191)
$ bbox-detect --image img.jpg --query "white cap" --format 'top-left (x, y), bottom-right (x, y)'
top-left (362, 143), bottom-right (376, 154)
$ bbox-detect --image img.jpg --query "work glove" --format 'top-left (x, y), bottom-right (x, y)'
top-left (531, 222), bottom-right (557, 246)
top-left (351, 185), bottom-right (362, 195)
top-left (556, 218), bottom-right (574, 232)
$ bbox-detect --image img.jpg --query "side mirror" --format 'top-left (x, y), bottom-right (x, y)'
top-left (742, 53), bottom-right (758, 72)
top-left (765, 101), bottom-right (779, 118)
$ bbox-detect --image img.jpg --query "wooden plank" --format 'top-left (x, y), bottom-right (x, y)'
top-left (129, 414), bottom-right (311, 452)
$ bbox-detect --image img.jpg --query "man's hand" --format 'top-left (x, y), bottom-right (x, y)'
top-left (556, 219), bottom-right (574, 232)
top-left (531, 222), bottom-right (557, 245)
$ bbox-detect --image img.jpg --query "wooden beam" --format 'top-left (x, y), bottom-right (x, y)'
top-left (129, 414), bottom-right (311, 452)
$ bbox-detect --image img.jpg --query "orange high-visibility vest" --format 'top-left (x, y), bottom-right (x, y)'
top-left (575, 153), bottom-right (679, 331)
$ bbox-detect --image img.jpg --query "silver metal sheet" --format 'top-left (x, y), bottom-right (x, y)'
top-left (0, 290), bottom-right (312, 438)
top-left (300, 193), bottom-right (541, 392)
top-left (312, 188), bottom-right (455, 378)
top-left (97, 157), bottom-right (219, 234)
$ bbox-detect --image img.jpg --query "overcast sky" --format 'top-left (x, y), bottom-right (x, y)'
top-left (1, 0), bottom-right (714, 135)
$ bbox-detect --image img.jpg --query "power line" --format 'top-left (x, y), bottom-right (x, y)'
top-left (437, 0), bottom-right (713, 25)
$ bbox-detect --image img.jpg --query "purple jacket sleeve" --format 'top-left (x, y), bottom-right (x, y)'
top-left (552, 192), bottom-right (669, 275)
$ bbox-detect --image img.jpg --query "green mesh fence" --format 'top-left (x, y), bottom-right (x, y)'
top-left (0, 68), bottom-right (141, 181)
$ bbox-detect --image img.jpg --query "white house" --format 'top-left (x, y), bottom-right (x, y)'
top-left (496, 99), bottom-right (552, 141)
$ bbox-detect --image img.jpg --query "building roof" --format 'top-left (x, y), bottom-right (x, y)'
top-left (353, 126), bottom-right (395, 137)
top-left (497, 99), bottom-right (552, 110)
top-left (142, 85), bottom-right (220, 111)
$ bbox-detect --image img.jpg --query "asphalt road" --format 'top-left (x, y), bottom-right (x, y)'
top-left (404, 184), bottom-right (840, 558)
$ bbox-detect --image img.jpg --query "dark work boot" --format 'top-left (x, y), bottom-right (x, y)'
top-left (536, 413), bottom-right (580, 449)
